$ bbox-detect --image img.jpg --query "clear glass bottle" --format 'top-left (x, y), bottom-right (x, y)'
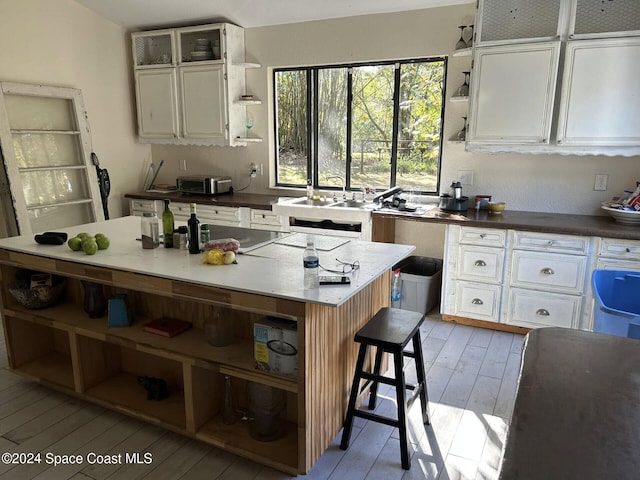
top-left (141, 212), bottom-right (159, 249)
top-left (303, 237), bottom-right (319, 289)
top-left (222, 375), bottom-right (237, 425)
top-left (187, 203), bottom-right (200, 254)
top-left (162, 199), bottom-right (174, 248)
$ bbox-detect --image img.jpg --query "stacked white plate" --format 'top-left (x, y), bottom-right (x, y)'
top-left (601, 205), bottom-right (640, 224)
top-left (190, 38), bottom-right (214, 61)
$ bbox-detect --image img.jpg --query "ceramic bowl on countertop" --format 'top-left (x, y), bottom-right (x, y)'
top-left (488, 201), bottom-right (506, 214)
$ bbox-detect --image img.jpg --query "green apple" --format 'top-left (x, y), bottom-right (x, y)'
top-left (67, 237), bottom-right (82, 251)
top-left (96, 236), bottom-right (110, 250)
top-left (83, 240), bottom-right (98, 255)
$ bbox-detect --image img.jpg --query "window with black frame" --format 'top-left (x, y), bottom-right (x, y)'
top-left (274, 58), bottom-right (446, 196)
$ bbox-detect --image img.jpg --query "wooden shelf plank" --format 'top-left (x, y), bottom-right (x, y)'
top-left (197, 414), bottom-right (298, 474)
top-left (3, 303), bottom-right (298, 393)
top-left (86, 372), bottom-right (186, 429)
top-left (14, 351), bottom-right (74, 389)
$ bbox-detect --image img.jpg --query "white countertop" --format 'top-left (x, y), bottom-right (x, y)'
top-left (0, 216), bottom-right (414, 306)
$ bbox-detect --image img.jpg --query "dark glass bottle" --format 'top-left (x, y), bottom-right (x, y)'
top-left (162, 199), bottom-right (174, 248)
top-left (187, 203), bottom-right (200, 254)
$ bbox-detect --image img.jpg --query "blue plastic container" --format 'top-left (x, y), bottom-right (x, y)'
top-left (592, 270), bottom-right (640, 339)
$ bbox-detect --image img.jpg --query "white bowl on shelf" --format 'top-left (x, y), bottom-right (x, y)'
top-left (601, 205), bottom-right (640, 224)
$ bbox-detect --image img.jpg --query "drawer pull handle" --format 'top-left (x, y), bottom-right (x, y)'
top-left (540, 267), bottom-right (554, 275)
top-left (536, 308), bottom-right (550, 316)
top-left (471, 298), bottom-right (484, 305)
top-left (547, 240), bottom-right (554, 246)
top-left (474, 260), bottom-right (487, 267)
top-left (626, 247), bottom-right (631, 253)
top-left (480, 234), bottom-right (486, 239)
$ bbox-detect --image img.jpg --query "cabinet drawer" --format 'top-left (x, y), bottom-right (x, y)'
top-left (130, 199), bottom-right (159, 214)
top-left (453, 281), bottom-right (501, 322)
top-left (505, 288), bottom-right (580, 329)
top-left (251, 209), bottom-right (282, 226)
top-left (595, 258), bottom-right (640, 272)
top-left (513, 231), bottom-right (589, 255)
top-left (171, 202), bottom-right (191, 219)
top-left (459, 226), bottom-right (506, 247)
top-left (457, 245), bottom-right (504, 284)
top-left (599, 238), bottom-right (640, 261)
top-left (510, 251), bottom-right (587, 294)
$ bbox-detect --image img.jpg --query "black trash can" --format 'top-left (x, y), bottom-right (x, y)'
top-left (392, 256), bottom-right (443, 314)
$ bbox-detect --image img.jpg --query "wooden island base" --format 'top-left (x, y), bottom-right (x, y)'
top-left (0, 248), bottom-right (391, 475)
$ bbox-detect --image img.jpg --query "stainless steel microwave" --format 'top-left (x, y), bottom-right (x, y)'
top-left (176, 176), bottom-right (232, 195)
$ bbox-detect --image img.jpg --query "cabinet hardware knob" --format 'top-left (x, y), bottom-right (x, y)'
top-left (471, 298), bottom-right (483, 305)
top-left (480, 234), bottom-right (485, 239)
top-left (536, 308), bottom-right (550, 316)
top-left (474, 260), bottom-right (487, 267)
top-left (547, 241), bottom-right (554, 246)
top-left (540, 267), bottom-right (554, 275)
top-left (626, 247), bottom-right (631, 253)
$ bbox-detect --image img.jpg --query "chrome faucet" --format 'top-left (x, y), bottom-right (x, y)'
top-left (326, 176), bottom-right (346, 200)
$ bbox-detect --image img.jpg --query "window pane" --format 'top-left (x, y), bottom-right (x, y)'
top-left (28, 203), bottom-right (94, 233)
top-left (5, 95), bottom-right (78, 131)
top-left (21, 168), bottom-right (90, 207)
top-left (317, 68), bottom-right (348, 187)
top-left (395, 62), bottom-right (444, 193)
top-left (275, 70), bottom-right (308, 185)
top-left (350, 65), bottom-right (395, 191)
top-left (12, 133), bottom-right (84, 168)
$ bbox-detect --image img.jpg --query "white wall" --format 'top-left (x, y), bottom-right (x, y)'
top-left (151, 3), bottom-right (639, 217)
top-left (0, 0), bottom-right (151, 219)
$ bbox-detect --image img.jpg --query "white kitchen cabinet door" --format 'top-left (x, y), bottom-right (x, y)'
top-left (180, 65), bottom-right (227, 140)
top-left (556, 37), bottom-right (640, 146)
top-left (135, 69), bottom-right (178, 138)
top-left (467, 42), bottom-right (560, 145)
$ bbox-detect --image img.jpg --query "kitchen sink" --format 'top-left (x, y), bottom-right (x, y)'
top-left (289, 197), bottom-right (341, 206)
top-left (328, 200), bottom-right (369, 208)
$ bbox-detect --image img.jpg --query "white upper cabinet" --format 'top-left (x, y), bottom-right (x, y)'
top-left (556, 37), bottom-right (640, 146)
top-left (468, 0), bottom-right (640, 155)
top-left (570, 0), bottom-right (640, 38)
top-left (468, 42), bottom-right (560, 145)
top-left (131, 23), bottom-right (257, 146)
top-left (134, 68), bottom-right (179, 138)
top-left (476, 0), bottom-right (564, 44)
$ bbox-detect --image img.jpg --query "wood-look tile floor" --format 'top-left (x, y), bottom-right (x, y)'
top-left (0, 313), bottom-right (523, 480)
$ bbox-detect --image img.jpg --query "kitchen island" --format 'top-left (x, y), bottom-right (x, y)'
top-left (0, 216), bottom-right (413, 474)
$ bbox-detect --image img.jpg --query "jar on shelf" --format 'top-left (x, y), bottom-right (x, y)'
top-left (247, 382), bottom-right (286, 442)
top-left (205, 307), bottom-right (234, 347)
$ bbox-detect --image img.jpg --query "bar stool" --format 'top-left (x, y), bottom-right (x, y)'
top-left (340, 307), bottom-right (430, 470)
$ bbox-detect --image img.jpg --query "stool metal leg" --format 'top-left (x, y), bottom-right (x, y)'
top-left (393, 350), bottom-right (411, 470)
top-left (412, 330), bottom-right (430, 425)
top-left (340, 342), bottom-right (368, 450)
top-left (368, 346), bottom-right (384, 410)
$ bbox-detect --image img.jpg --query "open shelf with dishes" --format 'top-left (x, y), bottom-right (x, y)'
top-left (448, 23), bottom-right (474, 143)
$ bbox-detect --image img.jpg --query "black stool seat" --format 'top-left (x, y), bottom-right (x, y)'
top-left (340, 307), bottom-right (430, 470)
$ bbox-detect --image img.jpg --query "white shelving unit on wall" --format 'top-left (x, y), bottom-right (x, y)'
top-left (448, 24), bottom-right (473, 144)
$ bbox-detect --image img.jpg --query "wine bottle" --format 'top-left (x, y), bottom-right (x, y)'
top-left (187, 203), bottom-right (200, 254)
top-left (162, 199), bottom-right (174, 248)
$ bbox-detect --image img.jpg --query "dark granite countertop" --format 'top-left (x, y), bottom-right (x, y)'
top-left (125, 192), bottom-right (286, 211)
top-left (372, 207), bottom-right (640, 241)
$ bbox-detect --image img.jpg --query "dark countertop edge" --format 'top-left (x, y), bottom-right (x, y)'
top-left (125, 192), bottom-right (285, 211)
top-left (372, 208), bottom-right (640, 241)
